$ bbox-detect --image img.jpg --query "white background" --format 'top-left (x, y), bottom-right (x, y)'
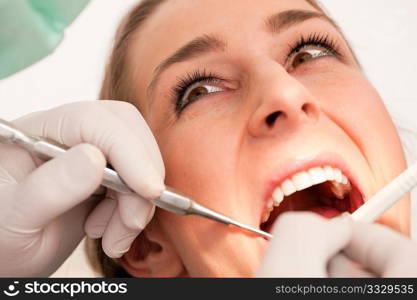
top-left (0, 0), bottom-right (416, 276)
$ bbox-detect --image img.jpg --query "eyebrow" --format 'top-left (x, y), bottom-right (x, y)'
top-left (265, 9), bottom-right (338, 34)
top-left (147, 34), bottom-right (226, 98)
top-left (147, 9), bottom-right (338, 98)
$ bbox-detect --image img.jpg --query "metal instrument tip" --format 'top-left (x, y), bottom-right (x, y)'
top-left (227, 220), bottom-right (273, 239)
top-left (188, 201), bottom-right (273, 239)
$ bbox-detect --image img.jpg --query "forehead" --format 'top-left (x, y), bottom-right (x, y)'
top-left (129, 0), bottom-right (319, 105)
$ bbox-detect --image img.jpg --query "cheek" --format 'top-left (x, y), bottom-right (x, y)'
top-left (305, 69), bottom-right (409, 232)
top-left (305, 69), bottom-right (406, 180)
top-left (156, 118), bottom-right (241, 211)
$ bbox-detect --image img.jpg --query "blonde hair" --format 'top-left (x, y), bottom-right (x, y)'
top-left (88, 0), bottom-right (333, 277)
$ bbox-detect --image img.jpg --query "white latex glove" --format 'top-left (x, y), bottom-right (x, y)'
top-left (328, 221), bottom-right (417, 277)
top-left (256, 212), bottom-right (417, 277)
top-left (255, 212), bottom-right (352, 277)
top-left (0, 101), bottom-right (165, 277)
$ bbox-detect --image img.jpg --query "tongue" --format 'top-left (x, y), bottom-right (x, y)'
top-left (282, 186), bottom-right (344, 219)
top-left (266, 186), bottom-right (345, 230)
top-left (309, 206), bottom-right (342, 219)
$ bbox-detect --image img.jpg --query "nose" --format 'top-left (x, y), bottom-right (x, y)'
top-left (247, 65), bottom-right (319, 137)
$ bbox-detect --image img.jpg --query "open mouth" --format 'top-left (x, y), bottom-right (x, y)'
top-left (260, 165), bottom-right (365, 233)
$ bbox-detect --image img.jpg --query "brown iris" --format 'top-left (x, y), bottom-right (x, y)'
top-left (291, 49), bottom-right (328, 69)
top-left (187, 86), bottom-right (210, 103)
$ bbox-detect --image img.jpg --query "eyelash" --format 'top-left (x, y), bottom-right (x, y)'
top-left (286, 32), bottom-right (341, 64)
top-left (171, 32), bottom-right (341, 114)
top-left (171, 69), bottom-right (221, 113)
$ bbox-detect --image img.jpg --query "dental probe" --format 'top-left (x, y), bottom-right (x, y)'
top-left (351, 160), bottom-right (417, 222)
top-left (0, 118), bottom-right (272, 239)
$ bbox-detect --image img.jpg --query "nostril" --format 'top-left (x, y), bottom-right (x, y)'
top-left (301, 103), bottom-right (317, 118)
top-left (265, 111), bottom-right (282, 127)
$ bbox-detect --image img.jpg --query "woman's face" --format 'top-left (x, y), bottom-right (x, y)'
top-left (126, 0), bottom-right (410, 276)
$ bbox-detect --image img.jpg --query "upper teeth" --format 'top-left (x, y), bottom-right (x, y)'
top-left (261, 165), bottom-right (349, 223)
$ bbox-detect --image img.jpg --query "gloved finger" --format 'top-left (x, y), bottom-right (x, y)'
top-left (344, 222), bottom-right (417, 277)
top-left (10, 144), bottom-right (105, 231)
top-left (44, 199), bottom-right (99, 269)
top-left (98, 101), bottom-right (165, 177)
top-left (85, 189), bottom-right (154, 239)
top-left (0, 144), bottom-right (37, 183)
top-left (14, 101), bottom-right (165, 199)
top-left (99, 101), bottom-right (158, 231)
top-left (84, 192), bottom-right (117, 239)
top-left (101, 204), bottom-right (141, 258)
top-left (328, 253), bottom-right (375, 278)
top-left (256, 212), bottom-right (352, 277)
top-left (118, 192), bottom-right (155, 230)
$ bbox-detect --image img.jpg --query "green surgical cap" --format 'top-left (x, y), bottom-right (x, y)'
top-left (0, 0), bottom-right (90, 79)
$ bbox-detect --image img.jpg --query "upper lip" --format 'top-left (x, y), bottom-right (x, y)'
top-left (261, 151), bottom-right (365, 222)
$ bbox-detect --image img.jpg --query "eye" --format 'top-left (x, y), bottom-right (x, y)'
top-left (182, 82), bottom-right (223, 106)
top-left (285, 33), bottom-right (342, 72)
top-left (172, 70), bottom-right (224, 114)
top-left (288, 48), bottom-right (333, 71)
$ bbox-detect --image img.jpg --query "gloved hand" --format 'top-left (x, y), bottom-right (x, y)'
top-left (328, 220), bottom-right (417, 277)
top-left (0, 100), bottom-right (165, 277)
top-left (255, 212), bottom-right (417, 277)
top-left (255, 212), bottom-right (352, 277)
